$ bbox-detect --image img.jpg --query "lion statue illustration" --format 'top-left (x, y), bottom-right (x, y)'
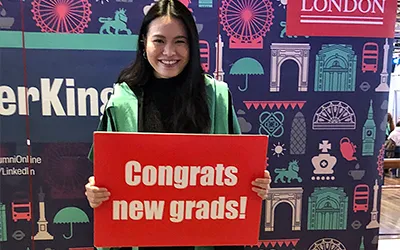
top-left (274, 160), bottom-right (302, 183)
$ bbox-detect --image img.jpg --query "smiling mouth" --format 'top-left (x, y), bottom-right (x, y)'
top-left (159, 60), bottom-right (179, 66)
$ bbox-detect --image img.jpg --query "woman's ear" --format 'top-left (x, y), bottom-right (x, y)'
top-left (141, 36), bottom-right (148, 59)
top-left (141, 36), bottom-right (148, 53)
top-left (141, 35), bottom-right (147, 46)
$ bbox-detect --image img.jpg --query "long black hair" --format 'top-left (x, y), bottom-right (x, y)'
top-left (117, 0), bottom-right (210, 133)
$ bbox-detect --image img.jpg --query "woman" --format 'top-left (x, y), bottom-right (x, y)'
top-left (85, 0), bottom-right (271, 249)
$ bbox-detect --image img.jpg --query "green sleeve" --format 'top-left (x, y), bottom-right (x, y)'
top-left (87, 107), bottom-right (117, 162)
top-left (231, 104), bottom-right (242, 135)
top-left (228, 90), bottom-right (242, 135)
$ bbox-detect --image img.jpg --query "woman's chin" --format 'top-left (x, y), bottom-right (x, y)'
top-left (155, 68), bottom-right (182, 79)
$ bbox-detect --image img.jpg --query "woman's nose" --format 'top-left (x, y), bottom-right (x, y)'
top-left (163, 43), bottom-right (176, 56)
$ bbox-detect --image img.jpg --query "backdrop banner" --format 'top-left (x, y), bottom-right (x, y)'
top-left (0, 0), bottom-right (394, 249)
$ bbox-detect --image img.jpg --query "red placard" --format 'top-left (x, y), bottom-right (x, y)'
top-left (93, 132), bottom-right (268, 248)
top-left (287, 0), bottom-right (397, 38)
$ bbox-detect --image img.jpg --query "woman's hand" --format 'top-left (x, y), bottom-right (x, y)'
top-left (251, 170), bottom-right (271, 199)
top-left (85, 176), bottom-right (111, 208)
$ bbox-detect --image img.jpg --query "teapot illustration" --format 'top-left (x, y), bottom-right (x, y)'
top-left (340, 137), bottom-right (357, 161)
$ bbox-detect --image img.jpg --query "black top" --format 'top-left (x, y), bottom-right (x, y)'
top-left (141, 74), bottom-right (235, 135)
top-left (142, 74), bottom-right (184, 133)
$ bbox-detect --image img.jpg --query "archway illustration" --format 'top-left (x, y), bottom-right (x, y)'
top-left (265, 187), bottom-right (303, 231)
top-left (270, 43), bottom-right (310, 92)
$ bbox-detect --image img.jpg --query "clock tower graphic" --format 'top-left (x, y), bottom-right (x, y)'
top-left (362, 100), bottom-right (376, 156)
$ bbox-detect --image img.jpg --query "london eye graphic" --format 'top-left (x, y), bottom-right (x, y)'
top-left (31, 0), bottom-right (92, 33)
top-left (219, 0), bottom-right (274, 49)
top-left (39, 143), bottom-right (92, 199)
top-left (308, 238), bottom-right (346, 250)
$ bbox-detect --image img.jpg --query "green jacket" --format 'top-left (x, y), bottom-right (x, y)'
top-left (89, 74), bottom-right (241, 250)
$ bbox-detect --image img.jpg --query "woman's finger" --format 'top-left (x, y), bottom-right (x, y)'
top-left (252, 182), bottom-right (269, 189)
top-left (89, 176), bottom-right (95, 185)
top-left (252, 187), bottom-right (267, 196)
top-left (252, 178), bottom-right (270, 187)
top-left (87, 195), bottom-right (109, 204)
top-left (85, 183), bottom-right (109, 194)
top-left (86, 190), bottom-right (110, 200)
top-left (253, 178), bottom-right (270, 184)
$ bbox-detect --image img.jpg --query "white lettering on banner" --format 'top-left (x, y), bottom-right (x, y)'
top-left (0, 167), bottom-right (36, 176)
top-left (0, 155), bottom-right (42, 164)
top-left (113, 200), bottom-right (165, 220)
top-left (112, 197), bottom-right (248, 222)
top-left (124, 160), bottom-right (239, 189)
top-left (0, 78), bottom-right (113, 117)
top-left (113, 162), bottom-right (249, 222)
top-left (301, 0), bottom-right (385, 13)
top-left (300, 0), bottom-right (386, 25)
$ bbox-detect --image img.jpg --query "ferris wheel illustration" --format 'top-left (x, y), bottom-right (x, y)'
top-left (40, 143), bottom-right (92, 199)
top-left (31, 0), bottom-right (92, 33)
top-left (312, 101), bottom-right (356, 130)
top-left (220, 0), bottom-right (274, 49)
top-left (308, 238), bottom-right (346, 250)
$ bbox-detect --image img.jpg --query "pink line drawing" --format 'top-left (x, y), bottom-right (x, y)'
top-left (339, 137), bottom-right (357, 161)
top-left (362, 42), bottom-right (379, 73)
top-left (253, 238), bottom-right (299, 248)
top-left (199, 40), bottom-right (210, 72)
top-left (353, 184), bottom-right (369, 213)
top-left (12, 192), bottom-right (32, 222)
top-left (220, 0), bottom-right (274, 49)
top-left (377, 144), bottom-right (384, 179)
top-left (31, 0), bottom-right (92, 33)
top-left (243, 101), bottom-right (306, 110)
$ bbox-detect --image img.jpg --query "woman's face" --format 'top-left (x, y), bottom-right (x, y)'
top-left (145, 16), bottom-right (190, 79)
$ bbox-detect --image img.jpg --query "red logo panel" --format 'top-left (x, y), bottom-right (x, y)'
top-left (287, 0), bottom-right (397, 38)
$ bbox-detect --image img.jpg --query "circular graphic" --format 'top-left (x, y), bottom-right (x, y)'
top-left (313, 101), bottom-right (356, 130)
top-left (31, 0), bottom-right (92, 33)
top-left (309, 238), bottom-right (346, 250)
top-left (40, 143), bottom-right (92, 199)
top-left (220, 0), bottom-right (274, 44)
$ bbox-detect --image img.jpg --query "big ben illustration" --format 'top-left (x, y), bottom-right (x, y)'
top-left (362, 100), bottom-right (376, 156)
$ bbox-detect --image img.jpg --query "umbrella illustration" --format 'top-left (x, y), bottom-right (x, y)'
top-left (230, 57), bottom-right (264, 92)
top-left (53, 207), bottom-right (89, 239)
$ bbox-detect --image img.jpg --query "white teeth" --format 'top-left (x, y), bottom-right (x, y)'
top-left (161, 60), bottom-right (177, 65)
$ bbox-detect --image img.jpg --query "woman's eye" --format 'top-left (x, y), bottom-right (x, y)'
top-left (153, 39), bottom-right (164, 43)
